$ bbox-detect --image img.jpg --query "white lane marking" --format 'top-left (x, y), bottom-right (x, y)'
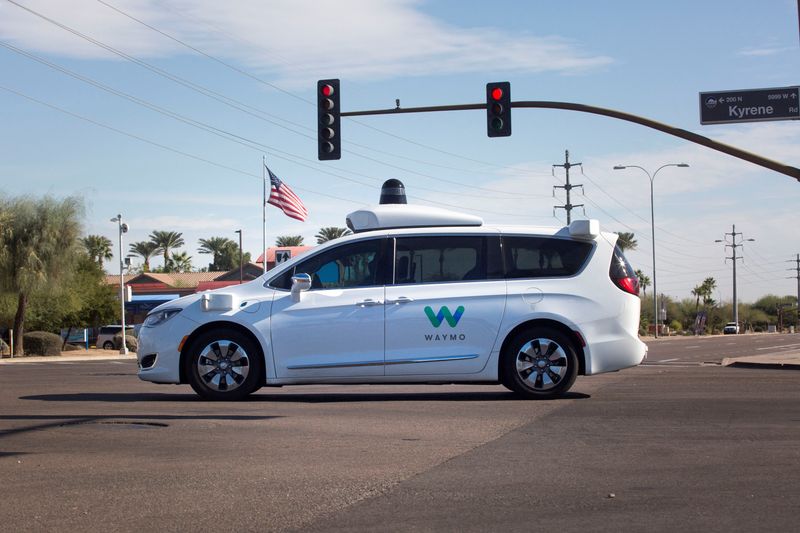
top-left (725, 342), bottom-right (736, 345)
top-left (685, 345), bottom-right (701, 349)
top-left (657, 358), bottom-right (680, 363)
top-left (756, 343), bottom-right (800, 351)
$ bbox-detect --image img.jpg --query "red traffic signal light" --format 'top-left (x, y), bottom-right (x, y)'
top-left (486, 82), bottom-right (511, 137)
top-left (317, 79), bottom-right (341, 160)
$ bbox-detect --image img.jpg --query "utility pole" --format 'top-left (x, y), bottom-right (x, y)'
top-left (552, 150), bottom-right (583, 224)
top-left (715, 225), bottom-right (755, 329)
top-left (788, 253), bottom-right (800, 330)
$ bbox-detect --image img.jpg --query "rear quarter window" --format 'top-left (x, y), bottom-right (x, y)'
top-left (503, 236), bottom-right (593, 279)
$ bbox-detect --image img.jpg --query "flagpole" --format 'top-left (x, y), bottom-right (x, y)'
top-left (262, 155), bottom-right (267, 275)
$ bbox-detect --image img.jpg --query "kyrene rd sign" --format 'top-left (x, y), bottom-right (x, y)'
top-left (700, 86), bottom-right (799, 125)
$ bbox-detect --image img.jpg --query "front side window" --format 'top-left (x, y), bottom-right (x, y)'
top-left (394, 236), bottom-right (499, 284)
top-left (503, 236), bottom-right (593, 279)
top-left (269, 239), bottom-right (384, 290)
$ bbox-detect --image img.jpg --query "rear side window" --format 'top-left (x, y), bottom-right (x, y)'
top-left (100, 327), bottom-right (120, 335)
top-left (503, 236), bottom-right (593, 279)
top-left (394, 236), bottom-right (501, 284)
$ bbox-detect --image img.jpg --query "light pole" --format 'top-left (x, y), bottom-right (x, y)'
top-left (110, 215), bottom-right (129, 355)
top-left (613, 163), bottom-right (689, 338)
top-left (235, 229), bottom-right (243, 284)
top-left (716, 226), bottom-right (754, 330)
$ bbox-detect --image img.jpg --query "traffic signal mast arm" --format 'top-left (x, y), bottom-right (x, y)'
top-left (338, 100), bottom-right (800, 182)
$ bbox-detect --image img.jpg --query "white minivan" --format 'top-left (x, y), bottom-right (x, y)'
top-left (137, 203), bottom-right (646, 400)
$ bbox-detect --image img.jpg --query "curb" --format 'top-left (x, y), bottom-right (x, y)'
top-left (721, 356), bottom-right (800, 370)
top-left (723, 361), bottom-right (800, 370)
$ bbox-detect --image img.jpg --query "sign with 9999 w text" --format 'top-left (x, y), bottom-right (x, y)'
top-left (700, 86), bottom-right (799, 125)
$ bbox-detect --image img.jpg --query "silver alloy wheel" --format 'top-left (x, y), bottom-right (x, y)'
top-left (515, 338), bottom-right (569, 391)
top-left (196, 340), bottom-right (250, 392)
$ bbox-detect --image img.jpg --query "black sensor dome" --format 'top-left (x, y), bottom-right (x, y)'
top-left (379, 179), bottom-right (407, 204)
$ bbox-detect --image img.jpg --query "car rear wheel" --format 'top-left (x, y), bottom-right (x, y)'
top-left (102, 341), bottom-right (114, 350)
top-left (186, 329), bottom-right (263, 401)
top-left (501, 327), bottom-right (578, 399)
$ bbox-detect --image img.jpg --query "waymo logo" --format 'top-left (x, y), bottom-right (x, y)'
top-left (424, 306), bottom-right (465, 328)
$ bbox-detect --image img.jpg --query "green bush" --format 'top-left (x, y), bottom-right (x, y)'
top-left (112, 333), bottom-right (138, 353)
top-left (22, 331), bottom-right (63, 357)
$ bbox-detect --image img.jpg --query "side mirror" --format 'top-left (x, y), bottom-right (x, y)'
top-left (290, 273), bottom-right (312, 302)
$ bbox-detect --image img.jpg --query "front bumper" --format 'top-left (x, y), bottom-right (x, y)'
top-left (137, 315), bottom-right (197, 384)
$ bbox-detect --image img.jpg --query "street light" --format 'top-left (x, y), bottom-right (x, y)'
top-left (613, 163), bottom-right (689, 338)
top-left (110, 215), bottom-right (129, 355)
top-left (234, 229), bottom-right (243, 284)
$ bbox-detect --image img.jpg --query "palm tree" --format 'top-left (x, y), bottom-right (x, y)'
top-left (635, 269), bottom-right (651, 296)
top-left (81, 234), bottom-right (113, 267)
top-left (615, 232), bottom-right (638, 252)
top-left (149, 230), bottom-right (185, 267)
top-left (315, 227), bottom-right (351, 244)
top-left (167, 251), bottom-right (193, 273)
top-left (198, 237), bottom-right (236, 270)
top-left (276, 235), bottom-right (304, 247)
top-left (700, 277), bottom-right (717, 309)
top-left (129, 241), bottom-right (158, 272)
top-left (0, 195), bottom-right (84, 355)
top-left (691, 285), bottom-right (703, 313)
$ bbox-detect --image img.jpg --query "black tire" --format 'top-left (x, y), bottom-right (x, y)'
top-left (185, 328), bottom-right (263, 401)
top-left (102, 341), bottom-right (114, 350)
top-left (500, 326), bottom-right (578, 399)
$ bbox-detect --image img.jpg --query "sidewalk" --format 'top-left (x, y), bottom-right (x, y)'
top-left (0, 348), bottom-right (137, 364)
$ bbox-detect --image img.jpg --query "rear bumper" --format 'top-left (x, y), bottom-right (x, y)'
top-left (584, 333), bottom-right (647, 375)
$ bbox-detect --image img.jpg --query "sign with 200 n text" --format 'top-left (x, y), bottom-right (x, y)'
top-left (700, 86), bottom-right (800, 125)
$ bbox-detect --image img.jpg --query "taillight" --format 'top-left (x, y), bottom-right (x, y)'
top-left (609, 244), bottom-right (639, 295)
top-left (614, 276), bottom-right (639, 295)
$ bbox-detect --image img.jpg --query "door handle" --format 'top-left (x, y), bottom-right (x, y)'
top-left (355, 299), bottom-right (383, 307)
top-left (386, 296), bottom-right (414, 305)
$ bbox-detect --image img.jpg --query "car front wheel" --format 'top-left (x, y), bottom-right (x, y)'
top-left (186, 329), bottom-right (263, 401)
top-left (102, 341), bottom-right (114, 350)
top-left (501, 327), bottom-right (578, 399)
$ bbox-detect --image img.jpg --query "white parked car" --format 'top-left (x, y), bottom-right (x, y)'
top-left (137, 203), bottom-right (646, 400)
top-left (723, 322), bottom-right (740, 334)
top-left (96, 325), bottom-right (134, 350)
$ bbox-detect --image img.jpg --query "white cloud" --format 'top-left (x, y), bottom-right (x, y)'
top-left (0, 0), bottom-right (613, 84)
top-left (131, 214), bottom-right (239, 231)
top-left (738, 45), bottom-right (795, 57)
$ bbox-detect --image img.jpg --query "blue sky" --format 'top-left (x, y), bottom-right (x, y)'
top-left (1, 0), bottom-right (799, 303)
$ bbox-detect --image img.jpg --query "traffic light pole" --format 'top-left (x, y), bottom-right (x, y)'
top-left (339, 101), bottom-right (800, 181)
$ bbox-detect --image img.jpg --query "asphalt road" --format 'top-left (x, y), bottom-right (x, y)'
top-left (1, 353), bottom-right (798, 532)
top-left (643, 332), bottom-right (800, 365)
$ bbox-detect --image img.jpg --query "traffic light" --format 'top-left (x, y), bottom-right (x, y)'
top-left (486, 81), bottom-right (511, 137)
top-left (317, 79), bottom-right (341, 160)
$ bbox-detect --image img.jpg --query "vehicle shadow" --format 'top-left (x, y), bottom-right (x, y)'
top-left (0, 414), bottom-right (281, 440)
top-left (20, 390), bottom-right (591, 403)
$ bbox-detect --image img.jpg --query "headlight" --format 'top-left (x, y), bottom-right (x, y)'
top-left (143, 308), bottom-right (182, 328)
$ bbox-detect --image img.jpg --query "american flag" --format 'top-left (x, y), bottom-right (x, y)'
top-left (266, 165), bottom-right (308, 221)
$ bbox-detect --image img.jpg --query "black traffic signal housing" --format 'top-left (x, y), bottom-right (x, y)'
top-left (317, 79), bottom-right (341, 160)
top-left (486, 81), bottom-right (511, 137)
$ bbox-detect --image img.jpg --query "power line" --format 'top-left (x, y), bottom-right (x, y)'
top-left (1, 40), bottom-right (549, 210)
top-left (0, 84), bottom-right (543, 219)
top-left (6, 0), bottom-right (553, 200)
